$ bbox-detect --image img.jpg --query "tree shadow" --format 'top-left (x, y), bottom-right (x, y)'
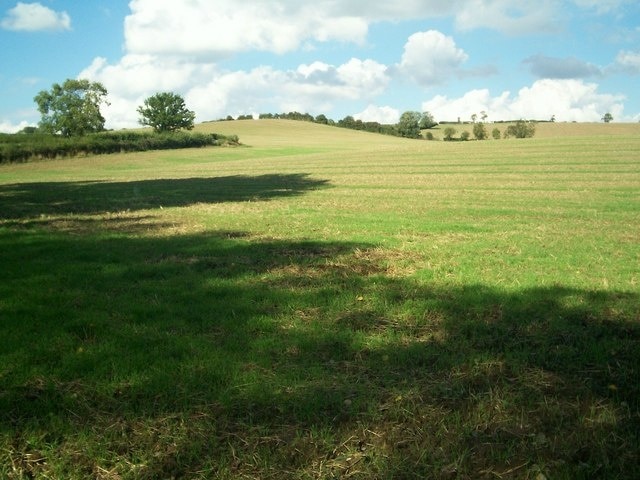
top-left (0, 227), bottom-right (638, 478)
top-left (0, 173), bottom-right (329, 220)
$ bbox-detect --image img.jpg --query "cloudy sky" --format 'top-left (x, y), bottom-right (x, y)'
top-left (1, 0), bottom-right (639, 132)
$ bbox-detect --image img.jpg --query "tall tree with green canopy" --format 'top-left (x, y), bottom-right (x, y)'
top-left (397, 111), bottom-right (422, 139)
top-left (137, 92), bottom-right (196, 133)
top-left (34, 79), bottom-right (109, 136)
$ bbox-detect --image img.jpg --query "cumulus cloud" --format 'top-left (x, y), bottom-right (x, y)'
top-left (422, 79), bottom-right (625, 122)
top-left (0, 119), bottom-right (32, 133)
top-left (1, 2), bottom-right (71, 32)
top-left (81, 55), bottom-right (390, 129)
top-left (354, 105), bottom-right (400, 124)
top-left (398, 30), bottom-right (468, 86)
top-left (122, 0), bottom-right (562, 61)
top-left (524, 54), bottom-right (602, 79)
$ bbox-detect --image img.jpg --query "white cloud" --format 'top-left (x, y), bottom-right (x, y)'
top-left (121, 0), bottom-right (561, 61)
top-left (422, 79), bottom-right (626, 122)
top-left (398, 30), bottom-right (468, 86)
top-left (1, 2), bottom-right (71, 32)
top-left (354, 105), bottom-right (400, 124)
top-left (0, 119), bottom-right (31, 133)
top-left (455, 0), bottom-right (560, 34)
top-left (614, 50), bottom-right (640, 74)
top-left (81, 55), bottom-right (390, 129)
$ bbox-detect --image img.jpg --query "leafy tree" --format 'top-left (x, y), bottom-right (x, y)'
top-left (34, 79), bottom-right (109, 136)
top-left (137, 92), bottom-right (196, 133)
top-left (460, 130), bottom-right (471, 141)
top-left (473, 122), bottom-right (488, 140)
top-left (443, 127), bottom-right (457, 141)
top-left (602, 112), bottom-right (613, 123)
top-left (471, 113), bottom-right (478, 123)
top-left (492, 127), bottom-right (501, 140)
top-left (504, 120), bottom-right (536, 139)
top-left (397, 111), bottom-right (422, 138)
top-left (419, 111), bottom-right (438, 129)
top-left (315, 114), bottom-right (329, 125)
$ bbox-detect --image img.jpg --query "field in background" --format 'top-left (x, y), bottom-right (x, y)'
top-left (1, 120), bottom-right (639, 478)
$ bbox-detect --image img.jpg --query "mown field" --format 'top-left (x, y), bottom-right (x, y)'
top-left (1, 120), bottom-right (639, 479)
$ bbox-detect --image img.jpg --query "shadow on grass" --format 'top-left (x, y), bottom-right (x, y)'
top-left (0, 228), bottom-right (638, 478)
top-left (0, 173), bottom-right (329, 219)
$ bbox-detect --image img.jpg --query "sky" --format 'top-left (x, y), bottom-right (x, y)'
top-left (1, 0), bottom-right (639, 132)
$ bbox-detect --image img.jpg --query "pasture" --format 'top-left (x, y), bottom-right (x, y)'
top-left (1, 120), bottom-right (639, 479)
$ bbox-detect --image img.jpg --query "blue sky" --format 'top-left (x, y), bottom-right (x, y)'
top-left (1, 0), bottom-right (639, 132)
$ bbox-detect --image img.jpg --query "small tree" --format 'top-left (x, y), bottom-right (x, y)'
top-left (34, 78), bottom-right (109, 136)
top-left (419, 111), bottom-right (438, 129)
top-left (397, 111), bottom-right (422, 138)
top-left (492, 127), bottom-right (501, 140)
top-left (443, 127), bottom-right (457, 141)
top-left (138, 92), bottom-right (196, 133)
top-left (602, 112), bottom-right (613, 123)
top-left (473, 122), bottom-right (488, 140)
top-left (504, 120), bottom-right (536, 139)
top-left (460, 130), bottom-right (471, 141)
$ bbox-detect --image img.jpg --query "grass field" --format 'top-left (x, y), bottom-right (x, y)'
top-left (1, 120), bottom-right (639, 479)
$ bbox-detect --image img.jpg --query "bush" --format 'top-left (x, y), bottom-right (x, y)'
top-left (460, 131), bottom-right (470, 141)
top-left (492, 128), bottom-right (501, 140)
top-left (443, 127), bottom-right (457, 141)
top-left (473, 123), bottom-right (488, 140)
top-left (504, 120), bottom-right (536, 139)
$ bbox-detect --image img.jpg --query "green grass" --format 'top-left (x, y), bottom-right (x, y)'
top-left (1, 120), bottom-right (639, 479)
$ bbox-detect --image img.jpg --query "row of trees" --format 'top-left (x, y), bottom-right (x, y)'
top-left (33, 79), bottom-right (197, 137)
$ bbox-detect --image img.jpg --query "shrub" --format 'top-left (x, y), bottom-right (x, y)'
top-left (504, 120), bottom-right (536, 139)
top-left (443, 127), bottom-right (457, 141)
top-left (492, 128), bottom-right (501, 140)
top-left (473, 123), bottom-right (487, 140)
top-left (460, 131), bottom-right (471, 141)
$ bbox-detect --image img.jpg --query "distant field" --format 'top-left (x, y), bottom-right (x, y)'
top-left (1, 120), bottom-right (639, 479)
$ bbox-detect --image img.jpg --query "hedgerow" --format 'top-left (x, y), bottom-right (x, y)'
top-left (0, 131), bottom-right (240, 163)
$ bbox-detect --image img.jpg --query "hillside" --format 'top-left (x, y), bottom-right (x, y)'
top-left (198, 118), bottom-right (640, 144)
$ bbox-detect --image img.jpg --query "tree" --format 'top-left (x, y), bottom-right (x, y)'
top-left (460, 130), bottom-right (471, 141)
top-left (473, 122), bottom-right (488, 140)
top-left (137, 92), bottom-right (196, 133)
top-left (419, 111), bottom-right (438, 129)
top-left (602, 112), bottom-right (613, 123)
top-left (443, 127), bottom-right (457, 141)
top-left (397, 111), bottom-right (422, 138)
top-left (492, 127), bottom-right (501, 140)
top-left (471, 113), bottom-right (478, 123)
top-left (34, 78), bottom-right (108, 136)
top-left (504, 120), bottom-right (536, 139)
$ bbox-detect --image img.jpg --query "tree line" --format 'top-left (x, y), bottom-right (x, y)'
top-left (1, 79), bottom-right (238, 163)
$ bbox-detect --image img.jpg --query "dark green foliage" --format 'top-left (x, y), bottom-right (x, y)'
top-left (602, 112), bottom-right (613, 123)
top-left (397, 111), bottom-right (422, 139)
top-left (504, 120), bottom-right (536, 139)
top-left (0, 131), bottom-right (239, 163)
top-left (34, 79), bottom-right (108, 137)
top-left (473, 122), bottom-right (488, 140)
top-left (492, 127), bottom-right (501, 140)
top-left (419, 111), bottom-right (438, 129)
top-left (138, 92), bottom-right (196, 133)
